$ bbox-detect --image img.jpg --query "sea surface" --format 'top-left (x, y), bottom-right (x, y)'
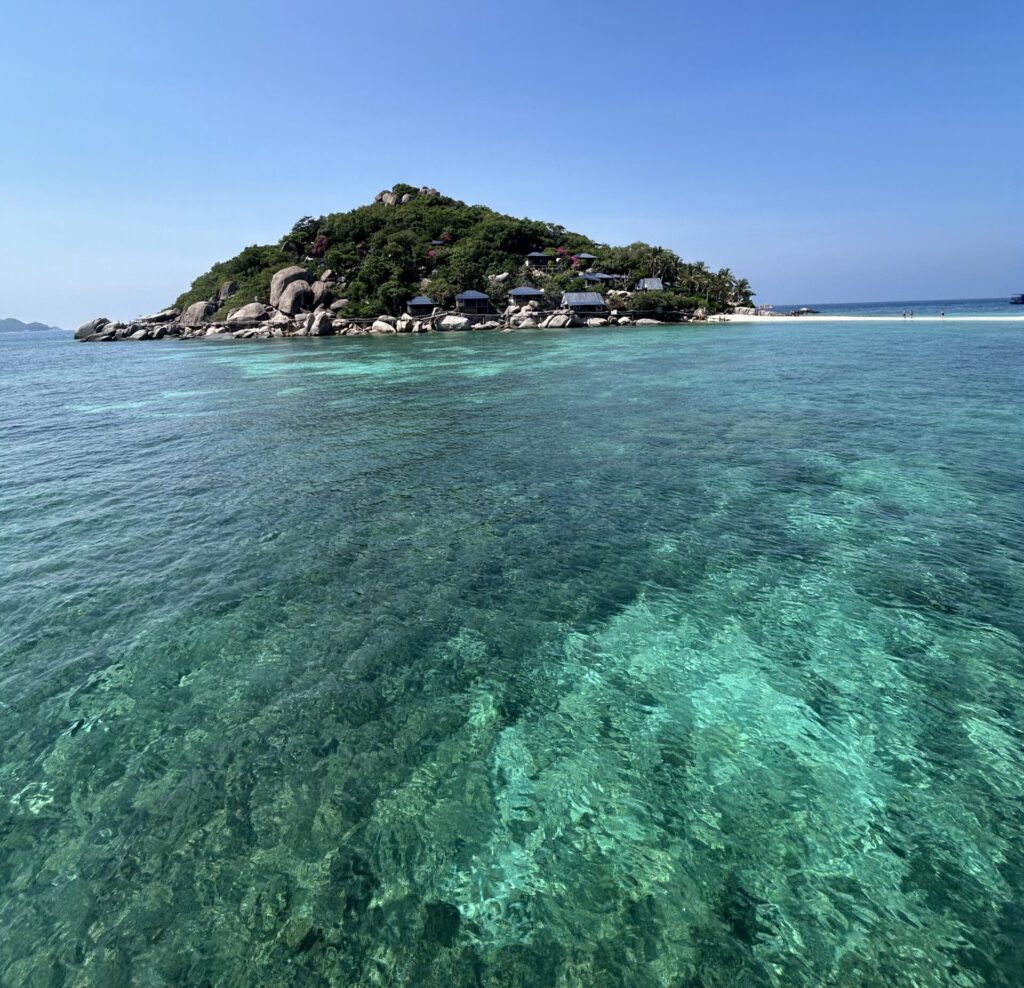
top-left (2, 318), bottom-right (1024, 987)
top-left (770, 297), bottom-right (1020, 318)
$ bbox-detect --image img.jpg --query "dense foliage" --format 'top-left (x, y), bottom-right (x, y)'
top-left (175, 186), bottom-right (755, 318)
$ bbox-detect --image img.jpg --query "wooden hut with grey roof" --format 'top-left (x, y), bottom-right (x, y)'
top-left (455, 290), bottom-right (494, 315)
top-left (561, 291), bottom-right (607, 315)
top-left (508, 286), bottom-right (547, 304)
top-left (525, 251), bottom-right (555, 270)
top-left (406, 295), bottom-right (436, 316)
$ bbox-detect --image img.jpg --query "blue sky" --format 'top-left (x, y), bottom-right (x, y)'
top-left (2, 0), bottom-right (1021, 326)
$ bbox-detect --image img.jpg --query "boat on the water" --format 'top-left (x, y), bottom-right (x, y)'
top-left (1011, 294), bottom-right (1023, 304)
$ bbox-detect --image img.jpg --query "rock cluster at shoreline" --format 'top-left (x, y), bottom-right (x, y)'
top-left (75, 265), bottom-right (703, 343)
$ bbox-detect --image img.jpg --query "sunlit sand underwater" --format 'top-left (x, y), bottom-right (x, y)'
top-left (2, 319), bottom-right (1023, 986)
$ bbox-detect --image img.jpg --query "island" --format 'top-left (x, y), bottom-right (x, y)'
top-left (1, 318), bottom-right (65, 333)
top-left (75, 185), bottom-right (755, 342)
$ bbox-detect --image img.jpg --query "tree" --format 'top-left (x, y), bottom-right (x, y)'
top-left (173, 184), bottom-right (755, 317)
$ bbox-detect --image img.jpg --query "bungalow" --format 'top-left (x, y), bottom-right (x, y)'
top-left (582, 273), bottom-right (630, 288)
top-left (635, 277), bottom-right (665, 292)
top-left (406, 295), bottom-right (436, 316)
top-left (561, 291), bottom-right (607, 315)
top-left (508, 286), bottom-right (546, 305)
top-left (455, 289), bottom-right (494, 315)
top-left (574, 252), bottom-right (599, 266)
top-left (525, 251), bottom-right (555, 270)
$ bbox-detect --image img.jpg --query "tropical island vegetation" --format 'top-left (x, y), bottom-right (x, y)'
top-left (173, 184), bottom-right (754, 320)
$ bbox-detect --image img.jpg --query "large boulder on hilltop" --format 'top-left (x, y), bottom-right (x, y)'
top-left (217, 280), bottom-right (237, 302)
top-left (181, 301), bottom-right (217, 326)
top-left (226, 302), bottom-right (269, 323)
top-left (374, 190), bottom-right (398, 206)
top-left (277, 280), bottom-right (313, 315)
top-left (269, 266), bottom-right (311, 307)
top-left (75, 317), bottom-right (109, 339)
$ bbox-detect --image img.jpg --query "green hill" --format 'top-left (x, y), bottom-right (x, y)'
top-left (174, 184), bottom-right (754, 319)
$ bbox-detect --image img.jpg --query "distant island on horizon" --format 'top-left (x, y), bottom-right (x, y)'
top-left (1, 317), bottom-right (65, 333)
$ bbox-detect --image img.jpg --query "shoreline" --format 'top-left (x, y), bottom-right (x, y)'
top-left (73, 309), bottom-right (701, 343)
top-left (716, 313), bottom-right (1024, 324)
top-left (70, 311), bottom-right (1024, 344)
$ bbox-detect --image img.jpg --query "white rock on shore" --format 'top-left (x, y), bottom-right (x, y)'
top-left (227, 302), bottom-right (269, 322)
top-left (181, 300), bottom-right (216, 326)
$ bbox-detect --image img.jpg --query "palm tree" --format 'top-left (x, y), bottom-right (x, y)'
top-left (733, 278), bottom-right (754, 305)
top-left (681, 261), bottom-right (709, 296)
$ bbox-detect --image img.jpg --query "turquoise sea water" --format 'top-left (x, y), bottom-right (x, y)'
top-left (772, 297), bottom-right (1020, 318)
top-left (2, 320), bottom-right (1024, 986)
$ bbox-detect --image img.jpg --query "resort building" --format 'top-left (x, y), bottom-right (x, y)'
top-left (635, 277), bottom-right (665, 292)
top-left (574, 253), bottom-right (599, 267)
top-left (455, 290), bottom-right (494, 315)
top-left (406, 295), bottom-right (436, 316)
top-left (561, 291), bottom-right (607, 315)
top-left (508, 286), bottom-right (546, 305)
top-left (525, 251), bottom-right (555, 270)
top-left (582, 273), bottom-right (630, 289)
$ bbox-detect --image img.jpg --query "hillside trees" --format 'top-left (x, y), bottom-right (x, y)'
top-left (173, 185), bottom-right (754, 317)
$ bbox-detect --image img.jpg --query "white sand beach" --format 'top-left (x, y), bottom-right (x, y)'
top-left (715, 313), bottom-right (1024, 324)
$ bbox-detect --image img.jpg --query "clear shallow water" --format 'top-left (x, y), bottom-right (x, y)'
top-left (2, 321), bottom-right (1023, 987)
top-left (770, 297), bottom-right (1021, 318)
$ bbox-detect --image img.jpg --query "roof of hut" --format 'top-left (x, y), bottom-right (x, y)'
top-left (562, 291), bottom-right (605, 307)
